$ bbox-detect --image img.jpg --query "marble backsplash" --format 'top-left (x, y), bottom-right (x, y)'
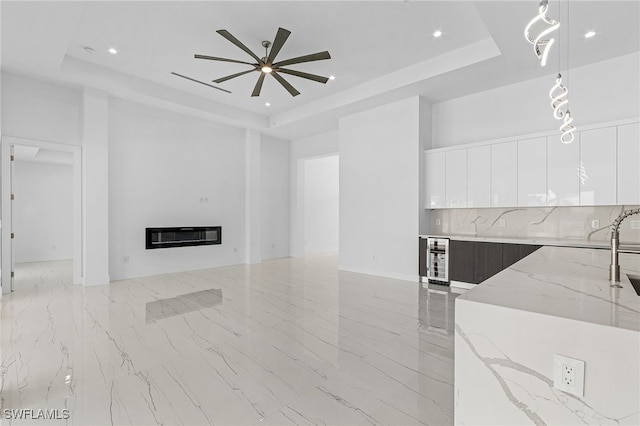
top-left (430, 205), bottom-right (640, 244)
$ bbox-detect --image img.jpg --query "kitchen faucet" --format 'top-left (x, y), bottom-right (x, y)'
top-left (609, 207), bottom-right (640, 286)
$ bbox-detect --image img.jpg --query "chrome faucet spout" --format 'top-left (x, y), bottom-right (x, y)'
top-left (609, 208), bottom-right (640, 285)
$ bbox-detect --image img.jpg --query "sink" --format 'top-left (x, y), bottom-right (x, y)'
top-left (628, 274), bottom-right (640, 296)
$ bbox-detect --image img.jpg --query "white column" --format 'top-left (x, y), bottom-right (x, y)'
top-left (82, 88), bottom-right (110, 286)
top-left (339, 96), bottom-right (423, 281)
top-left (418, 97), bottom-right (432, 234)
top-left (245, 129), bottom-right (261, 264)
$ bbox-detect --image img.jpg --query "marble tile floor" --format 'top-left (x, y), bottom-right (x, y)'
top-left (1, 256), bottom-right (462, 425)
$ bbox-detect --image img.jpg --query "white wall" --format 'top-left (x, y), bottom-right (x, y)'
top-left (339, 96), bottom-right (426, 281)
top-left (304, 155), bottom-right (339, 255)
top-left (260, 135), bottom-right (290, 261)
top-left (82, 88), bottom-right (110, 285)
top-left (1, 72), bottom-right (82, 145)
top-left (289, 130), bottom-right (339, 257)
top-left (13, 160), bottom-right (73, 263)
top-left (108, 98), bottom-right (247, 280)
top-left (433, 53), bottom-right (640, 147)
top-left (2, 73), bottom-right (292, 282)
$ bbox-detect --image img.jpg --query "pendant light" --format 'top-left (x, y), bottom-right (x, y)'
top-left (524, 0), bottom-right (560, 66)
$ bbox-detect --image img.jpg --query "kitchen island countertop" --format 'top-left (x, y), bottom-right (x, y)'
top-left (457, 245), bottom-right (640, 332)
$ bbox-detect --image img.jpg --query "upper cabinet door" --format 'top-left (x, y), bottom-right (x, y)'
top-left (579, 127), bottom-right (617, 206)
top-left (547, 136), bottom-right (579, 206)
top-left (618, 123), bottom-right (640, 205)
top-left (425, 151), bottom-right (445, 209)
top-left (445, 149), bottom-right (468, 208)
top-left (491, 141), bottom-right (518, 207)
top-left (518, 137), bottom-right (547, 206)
top-left (467, 145), bottom-right (491, 208)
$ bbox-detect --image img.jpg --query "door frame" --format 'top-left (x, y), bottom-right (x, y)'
top-left (1, 136), bottom-right (83, 294)
top-left (298, 153), bottom-right (339, 257)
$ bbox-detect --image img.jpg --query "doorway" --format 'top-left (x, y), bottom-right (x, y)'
top-left (302, 155), bottom-right (339, 255)
top-left (1, 137), bottom-right (82, 294)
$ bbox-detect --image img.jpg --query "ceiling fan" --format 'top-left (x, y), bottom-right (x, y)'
top-left (195, 27), bottom-right (331, 97)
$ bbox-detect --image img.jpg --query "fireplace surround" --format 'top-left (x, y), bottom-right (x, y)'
top-left (145, 226), bottom-right (222, 249)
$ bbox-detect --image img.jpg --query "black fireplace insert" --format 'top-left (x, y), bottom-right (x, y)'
top-left (145, 226), bottom-right (222, 249)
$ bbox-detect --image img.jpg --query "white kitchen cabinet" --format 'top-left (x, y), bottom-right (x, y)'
top-left (425, 151), bottom-right (445, 208)
top-left (518, 137), bottom-right (547, 206)
top-left (617, 123), bottom-right (640, 205)
top-left (467, 145), bottom-right (491, 208)
top-left (547, 136), bottom-right (579, 206)
top-left (579, 127), bottom-right (617, 205)
top-left (491, 141), bottom-right (517, 207)
top-left (445, 149), bottom-right (467, 208)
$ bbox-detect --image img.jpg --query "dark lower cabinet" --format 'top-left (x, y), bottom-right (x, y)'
top-left (446, 240), bottom-right (542, 284)
top-left (419, 238), bottom-right (428, 277)
top-left (449, 240), bottom-right (475, 283)
top-left (503, 243), bottom-right (541, 269)
top-left (474, 242), bottom-right (503, 283)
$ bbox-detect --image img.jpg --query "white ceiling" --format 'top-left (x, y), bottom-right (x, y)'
top-left (2, 1), bottom-right (639, 140)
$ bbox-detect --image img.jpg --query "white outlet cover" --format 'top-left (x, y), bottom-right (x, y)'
top-left (498, 219), bottom-right (506, 227)
top-left (554, 354), bottom-right (585, 397)
top-left (631, 220), bottom-right (640, 230)
top-left (591, 219), bottom-right (600, 229)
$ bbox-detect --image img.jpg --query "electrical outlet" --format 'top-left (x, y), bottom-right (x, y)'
top-left (591, 219), bottom-right (600, 229)
top-left (435, 218), bottom-right (441, 226)
top-left (554, 354), bottom-right (585, 397)
top-left (562, 364), bottom-right (575, 386)
top-left (498, 219), bottom-right (506, 227)
top-left (631, 220), bottom-right (640, 230)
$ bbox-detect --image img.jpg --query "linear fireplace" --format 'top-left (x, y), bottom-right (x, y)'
top-left (145, 226), bottom-right (222, 249)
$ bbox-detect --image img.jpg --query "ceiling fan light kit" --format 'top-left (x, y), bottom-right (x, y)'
top-left (195, 27), bottom-right (331, 97)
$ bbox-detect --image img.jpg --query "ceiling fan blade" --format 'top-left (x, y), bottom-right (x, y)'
top-left (273, 51), bottom-right (331, 68)
top-left (194, 54), bottom-right (257, 66)
top-left (266, 27), bottom-right (291, 65)
top-left (213, 69), bottom-right (258, 83)
top-left (171, 72), bottom-right (231, 93)
top-left (251, 73), bottom-right (267, 97)
top-left (276, 68), bottom-right (329, 84)
top-left (216, 29), bottom-right (262, 63)
top-left (271, 71), bottom-right (300, 97)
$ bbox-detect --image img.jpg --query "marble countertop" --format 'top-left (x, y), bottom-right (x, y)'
top-left (457, 246), bottom-right (640, 332)
top-left (419, 234), bottom-right (640, 253)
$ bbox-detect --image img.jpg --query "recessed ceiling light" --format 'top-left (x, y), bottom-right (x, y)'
top-left (433, 30), bottom-right (442, 38)
top-left (329, 75), bottom-right (335, 80)
top-left (584, 31), bottom-right (596, 39)
top-left (265, 102), bottom-right (271, 107)
top-left (108, 47), bottom-right (118, 55)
